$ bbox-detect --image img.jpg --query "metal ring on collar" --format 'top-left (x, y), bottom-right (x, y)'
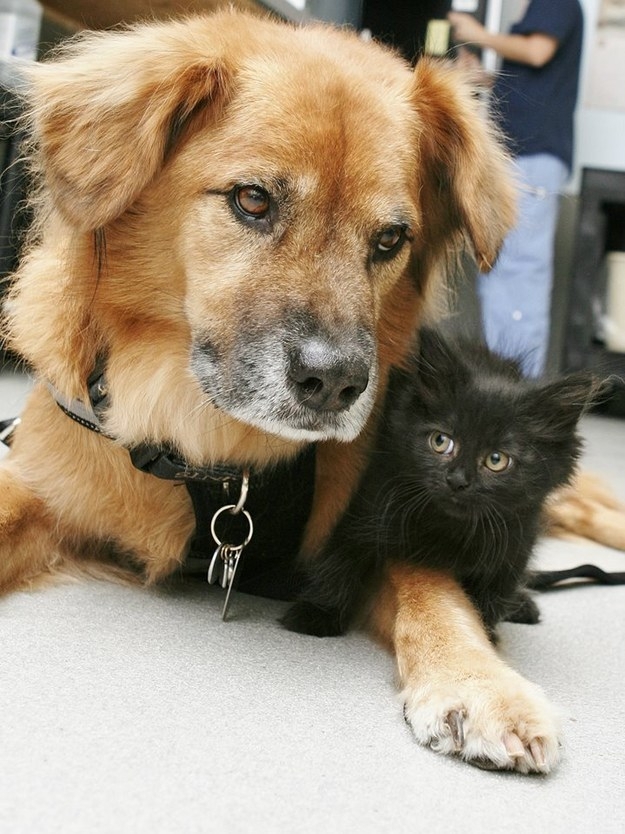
top-left (231, 468), bottom-right (250, 515)
top-left (210, 505), bottom-right (254, 548)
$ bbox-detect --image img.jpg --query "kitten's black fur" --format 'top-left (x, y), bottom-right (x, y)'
top-left (282, 328), bottom-right (595, 639)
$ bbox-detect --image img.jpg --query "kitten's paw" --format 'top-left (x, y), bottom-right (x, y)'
top-left (505, 591), bottom-right (541, 625)
top-left (280, 601), bottom-right (346, 637)
top-left (402, 667), bottom-right (561, 774)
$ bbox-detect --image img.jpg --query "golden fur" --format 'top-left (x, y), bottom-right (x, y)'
top-left (1, 10), bottom-right (618, 773)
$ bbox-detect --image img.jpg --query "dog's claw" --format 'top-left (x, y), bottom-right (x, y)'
top-left (529, 739), bottom-right (547, 770)
top-left (444, 710), bottom-right (465, 751)
top-left (504, 732), bottom-right (526, 759)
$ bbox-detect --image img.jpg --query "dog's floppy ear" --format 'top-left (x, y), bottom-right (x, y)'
top-left (411, 58), bottom-right (516, 272)
top-left (23, 19), bottom-right (232, 230)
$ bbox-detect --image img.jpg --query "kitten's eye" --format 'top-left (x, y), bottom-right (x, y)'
top-left (484, 451), bottom-right (511, 472)
top-left (429, 431), bottom-right (455, 456)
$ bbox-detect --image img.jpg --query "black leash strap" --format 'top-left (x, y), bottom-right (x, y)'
top-left (529, 564), bottom-right (625, 590)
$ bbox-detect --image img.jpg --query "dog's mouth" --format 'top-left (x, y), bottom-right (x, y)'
top-left (190, 330), bottom-right (378, 442)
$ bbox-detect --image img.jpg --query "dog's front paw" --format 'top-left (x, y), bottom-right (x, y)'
top-left (280, 601), bottom-right (346, 637)
top-left (402, 667), bottom-right (561, 774)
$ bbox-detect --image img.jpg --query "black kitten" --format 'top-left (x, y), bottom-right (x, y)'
top-left (282, 328), bottom-right (595, 639)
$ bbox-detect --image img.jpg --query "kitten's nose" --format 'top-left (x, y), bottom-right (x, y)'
top-left (446, 469), bottom-right (469, 492)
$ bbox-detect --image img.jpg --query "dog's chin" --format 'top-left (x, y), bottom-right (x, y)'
top-left (222, 401), bottom-right (373, 443)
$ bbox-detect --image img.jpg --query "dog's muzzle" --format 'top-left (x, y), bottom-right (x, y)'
top-left (191, 324), bottom-right (378, 442)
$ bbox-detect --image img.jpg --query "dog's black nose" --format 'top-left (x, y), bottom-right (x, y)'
top-left (289, 338), bottom-right (369, 412)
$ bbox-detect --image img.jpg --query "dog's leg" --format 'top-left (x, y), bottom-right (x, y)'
top-left (0, 463), bottom-right (61, 592)
top-left (546, 472), bottom-right (625, 551)
top-left (0, 386), bottom-right (196, 592)
top-left (369, 565), bottom-right (561, 774)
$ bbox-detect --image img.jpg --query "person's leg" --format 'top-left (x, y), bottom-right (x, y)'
top-left (477, 154), bottom-right (568, 377)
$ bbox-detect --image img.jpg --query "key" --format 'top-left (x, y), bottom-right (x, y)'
top-left (222, 545), bottom-right (244, 621)
top-left (207, 544), bottom-right (225, 585)
top-left (221, 544), bottom-right (241, 589)
top-left (221, 546), bottom-right (234, 589)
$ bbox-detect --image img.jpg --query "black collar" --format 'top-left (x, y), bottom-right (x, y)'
top-left (48, 365), bottom-right (247, 483)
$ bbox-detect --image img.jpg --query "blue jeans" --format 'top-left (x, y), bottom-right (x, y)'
top-left (477, 153), bottom-right (568, 377)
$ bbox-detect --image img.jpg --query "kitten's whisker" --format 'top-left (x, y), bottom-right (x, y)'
top-left (374, 477), bottom-right (431, 557)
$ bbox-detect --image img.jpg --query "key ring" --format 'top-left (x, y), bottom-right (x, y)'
top-left (210, 505), bottom-right (254, 548)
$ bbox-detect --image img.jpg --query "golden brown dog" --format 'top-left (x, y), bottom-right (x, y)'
top-left (2, 10), bottom-right (618, 774)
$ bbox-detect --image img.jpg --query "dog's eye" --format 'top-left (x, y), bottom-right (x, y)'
top-left (374, 225), bottom-right (407, 259)
top-left (483, 451), bottom-right (511, 472)
top-left (429, 431), bottom-right (455, 456)
top-left (233, 185), bottom-right (271, 219)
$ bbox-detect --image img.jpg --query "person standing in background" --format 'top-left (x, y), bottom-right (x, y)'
top-left (448, 0), bottom-right (583, 377)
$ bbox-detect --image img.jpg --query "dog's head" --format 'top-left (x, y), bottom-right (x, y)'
top-left (9, 12), bottom-right (515, 464)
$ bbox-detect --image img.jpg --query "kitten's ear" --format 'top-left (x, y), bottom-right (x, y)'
top-left (536, 372), bottom-right (598, 435)
top-left (415, 328), bottom-right (468, 390)
top-left (416, 328), bottom-right (452, 375)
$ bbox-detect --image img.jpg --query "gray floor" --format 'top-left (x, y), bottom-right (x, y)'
top-left (1, 369), bottom-right (625, 834)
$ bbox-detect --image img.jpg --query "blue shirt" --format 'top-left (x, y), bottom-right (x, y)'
top-left (491, 0), bottom-right (583, 171)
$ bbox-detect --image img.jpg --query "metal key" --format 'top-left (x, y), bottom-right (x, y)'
top-left (221, 545), bottom-right (245, 620)
top-left (221, 544), bottom-right (242, 589)
top-left (207, 545), bottom-right (225, 586)
top-left (207, 543), bottom-right (245, 619)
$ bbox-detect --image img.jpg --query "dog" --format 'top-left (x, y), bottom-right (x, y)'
top-left (1, 10), bottom-right (620, 774)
